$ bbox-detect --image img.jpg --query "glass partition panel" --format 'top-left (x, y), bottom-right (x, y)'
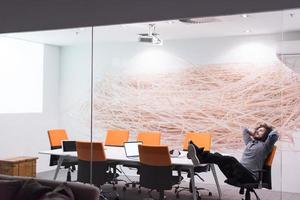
top-left (90, 10), bottom-right (290, 200)
top-left (279, 8), bottom-right (300, 200)
top-left (0, 27), bottom-right (93, 182)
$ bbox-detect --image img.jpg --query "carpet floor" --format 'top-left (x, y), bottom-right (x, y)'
top-left (37, 170), bottom-right (300, 200)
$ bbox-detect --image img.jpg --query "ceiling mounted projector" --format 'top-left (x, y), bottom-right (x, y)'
top-left (138, 24), bottom-right (163, 45)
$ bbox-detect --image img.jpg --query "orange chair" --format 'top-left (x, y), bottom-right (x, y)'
top-left (123, 131), bottom-right (161, 189)
top-left (137, 131), bottom-right (161, 146)
top-left (139, 145), bottom-right (180, 200)
top-left (175, 132), bottom-right (212, 198)
top-left (225, 146), bottom-right (277, 200)
top-left (47, 129), bottom-right (77, 181)
top-left (182, 132), bottom-right (211, 151)
top-left (105, 129), bottom-right (129, 146)
top-left (104, 129), bottom-right (130, 188)
top-left (48, 129), bottom-right (69, 167)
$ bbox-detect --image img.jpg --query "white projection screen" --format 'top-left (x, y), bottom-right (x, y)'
top-left (0, 37), bottom-right (44, 113)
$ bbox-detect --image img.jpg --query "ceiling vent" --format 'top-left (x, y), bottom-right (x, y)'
top-left (179, 17), bottom-right (222, 24)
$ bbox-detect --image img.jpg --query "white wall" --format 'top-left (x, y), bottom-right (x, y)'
top-left (59, 33), bottom-right (300, 193)
top-left (59, 46), bottom-right (92, 141)
top-left (0, 45), bottom-right (60, 172)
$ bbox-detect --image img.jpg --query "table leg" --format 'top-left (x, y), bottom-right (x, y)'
top-left (210, 164), bottom-right (222, 200)
top-left (53, 156), bottom-right (64, 180)
top-left (189, 167), bottom-right (198, 200)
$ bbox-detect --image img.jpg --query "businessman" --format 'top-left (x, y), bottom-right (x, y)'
top-left (188, 123), bottom-right (279, 183)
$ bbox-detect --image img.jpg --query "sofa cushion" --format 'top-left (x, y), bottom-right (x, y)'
top-left (14, 179), bottom-right (52, 200)
top-left (0, 180), bottom-right (23, 200)
top-left (39, 183), bottom-right (75, 200)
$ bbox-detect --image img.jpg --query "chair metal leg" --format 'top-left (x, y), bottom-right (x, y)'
top-left (99, 193), bottom-right (109, 200)
top-left (252, 189), bottom-right (261, 200)
top-left (159, 189), bottom-right (165, 200)
top-left (66, 169), bottom-right (72, 181)
top-left (245, 189), bottom-right (250, 200)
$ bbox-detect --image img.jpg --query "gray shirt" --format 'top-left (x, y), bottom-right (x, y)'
top-left (240, 128), bottom-right (279, 179)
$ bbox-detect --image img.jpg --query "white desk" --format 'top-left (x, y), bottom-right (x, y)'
top-left (39, 146), bottom-right (222, 200)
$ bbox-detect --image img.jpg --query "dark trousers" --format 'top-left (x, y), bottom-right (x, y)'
top-left (201, 152), bottom-right (256, 183)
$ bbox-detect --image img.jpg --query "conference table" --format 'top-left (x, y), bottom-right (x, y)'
top-left (39, 146), bottom-right (222, 200)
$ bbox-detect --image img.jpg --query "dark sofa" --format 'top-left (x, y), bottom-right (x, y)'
top-left (0, 174), bottom-right (100, 200)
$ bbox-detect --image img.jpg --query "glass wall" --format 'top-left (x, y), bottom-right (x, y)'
top-left (279, 8), bottom-right (300, 200)
top-left (0, 27), bottom-right (93, 182)
top-left (90, 9), bottom-right (296, 200)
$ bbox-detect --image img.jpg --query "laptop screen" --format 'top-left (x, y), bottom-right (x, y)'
top-left (124, 141), bottom-right (143, 157)
top-left (62, 140), bottom-right (77, 152)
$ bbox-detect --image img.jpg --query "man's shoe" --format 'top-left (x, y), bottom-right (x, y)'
top-left (189, 141), bottom-right (205, 154)
top-left (187, 143), bottom-right (201, 166)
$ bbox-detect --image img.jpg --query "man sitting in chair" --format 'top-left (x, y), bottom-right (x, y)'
top-left (188, 123), bottom-right (279, 184)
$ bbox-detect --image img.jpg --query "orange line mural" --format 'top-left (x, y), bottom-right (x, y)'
top-left (91, 62), bottom-right (300, 150)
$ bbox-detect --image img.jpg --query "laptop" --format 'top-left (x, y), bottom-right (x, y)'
top-left (124, 141), bottom-right (143, 159)
top-left (62, 140), bottom-right (77, 152)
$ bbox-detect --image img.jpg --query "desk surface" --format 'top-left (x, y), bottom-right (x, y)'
top-left (39, 146), bottom-right (194, 167)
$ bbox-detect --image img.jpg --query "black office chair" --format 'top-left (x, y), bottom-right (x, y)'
top-left (47, 129), bottom-right (77, 181)
top-left (76, 141), bottom-right (119, 200)
top-left (139, 145), bottom-right (180, 200)
top-left (225, 146), bottom-right (277, 200)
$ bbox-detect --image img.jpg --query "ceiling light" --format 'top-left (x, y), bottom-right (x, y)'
top-left (166, 20), bottom-right (176, 24)
top-left (138, 24), bottom-right (163, 45)
top-left (244, 30), bottom-right (251, 33)
top-left (241, 14), bottom-right (249, 18)
top-left (179, 17), bottom-right (221, 24)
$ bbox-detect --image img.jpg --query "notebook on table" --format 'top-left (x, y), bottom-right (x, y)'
top-left (124, 141), bottom-right (143, 160)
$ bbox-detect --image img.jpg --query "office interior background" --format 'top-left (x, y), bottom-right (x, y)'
top-left (1, 6), bottom-right (300, 199)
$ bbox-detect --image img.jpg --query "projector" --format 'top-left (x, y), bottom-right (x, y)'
top-left (138, 24), bottom-right (163, 45)
top-left (138, 33), bottom-right (163, 45)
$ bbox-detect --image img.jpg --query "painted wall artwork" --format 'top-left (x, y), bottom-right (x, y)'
top-left (90, 62), bottom-right (300, 150)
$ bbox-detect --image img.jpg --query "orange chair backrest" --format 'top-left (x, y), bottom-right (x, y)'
top-left (76, 141), bottom-right (106, 162)
top-left (48, 129), bottom-right (69, 147)
top-left (105, 129), bottom-right (129, 146)
top-left (139, 145), bottom-right (171, 167)
top-left (182, 132), bottom-right (211, 151)
top-left (265, 146), bottom-right (277, 167)
top-left (137, 131), bottom-right (161, 146)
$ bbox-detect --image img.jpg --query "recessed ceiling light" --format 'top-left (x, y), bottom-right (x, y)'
top-left (244, 30), bottom-right (251, 33)
top-left (241, 14), bottom-right (249, 18)
top-left (166, 20), bottom-right (176, 24)
top-left (179, 17), bottom-right (221, 24)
